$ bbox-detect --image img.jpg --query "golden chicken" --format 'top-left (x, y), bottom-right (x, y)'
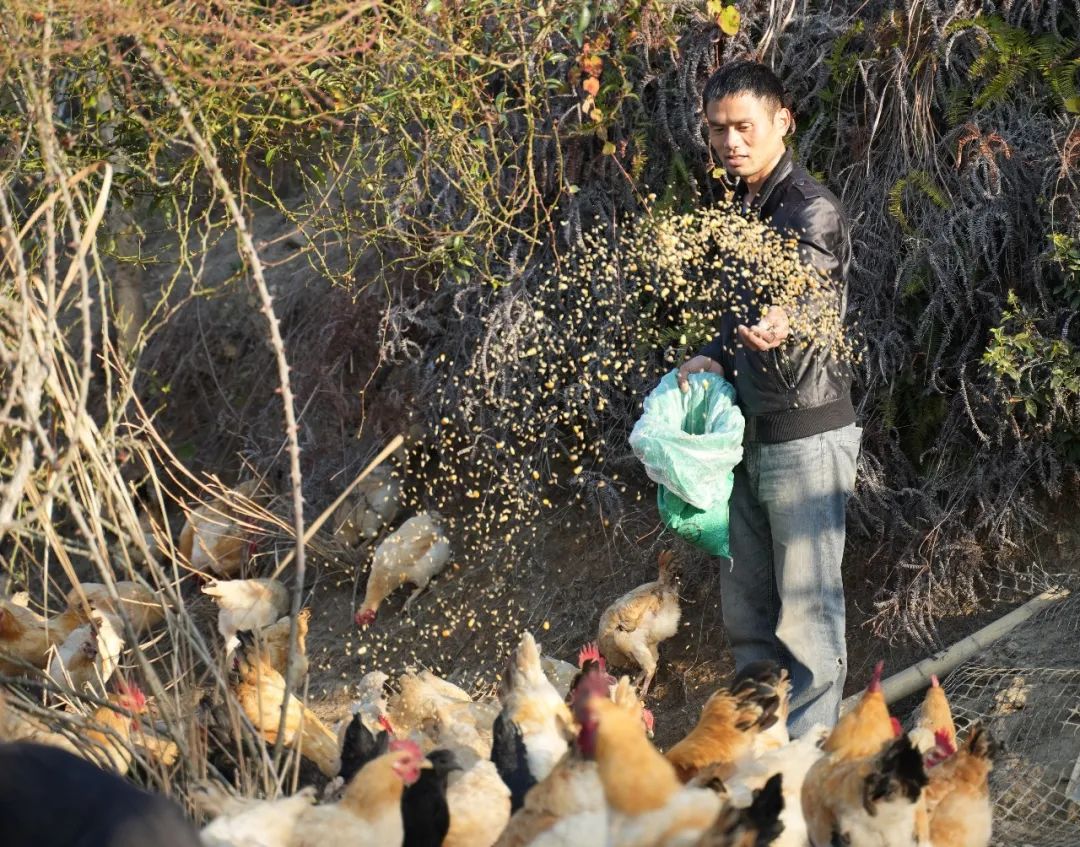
top-left (202, 577), bottom-right (290, 654)
top-left (61, 581), bottom-right (165, 636)
top-left (46, 609), bottom-right (125, 694)
top-left (909, 674), bottom-right (957, 755)
top-left (498, 632), bottom-right (575, 783)
top-left (665, 666), bottom-right (785, 784)
top-left (0, 598), bottom-right (71, 675)
top-left (802, 661), bottom-right (907, 843)
top-left (597, 549), bottom-right (681, 697)
top-left (231, 634), bottom-right (341, 777)
top-left (354, 512), bottom-right (452, 626)
top-left (588, 696), bottom-right (722, 846)
top-left (803, 733), bottom-right (929, 847)
top-left (9, 679), bottom-right (153, 775)
top-left (924, 724), bottom-right (996, 847)
top-left (820, 660), bottom-right (896, 759)
top-left (290, 740), bottom-right (429, 847)
top-left (178, 478), bottom-right (262, 578)
top-left (331, 466), bottom-right (402, 546)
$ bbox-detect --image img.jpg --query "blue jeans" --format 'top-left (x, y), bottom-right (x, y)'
top-left (721, 423), bottom-right (862, 736)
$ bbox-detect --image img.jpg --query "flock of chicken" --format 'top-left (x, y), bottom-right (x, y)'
top-left (0, 470), bottom-right (995, 847)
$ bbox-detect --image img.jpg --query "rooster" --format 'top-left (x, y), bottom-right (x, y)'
top-left (909, 675), bottom-right (957, 755)
top-left (178, 478), bottom-right (263, 578)
top-left (202, 577), bottom-right (290, 654)
top-left (597, 550), bottom-right (681, 697)
top-left (923, 724), bottom-right (996, 847)
top-left (498, 632), bottom-right (575, 784)
top-left (821, 660), bottom-right (896, 759)
top-left (46, 609), bottom-right (125, 694)
top-left (665, 666), bottom-right (785, 783)
top-left (355, 512), bottom-right (452, 626)
top-left (802, 661), bottom-right (905, 842)
top-left (331, 466), bottom-right (402, 546)
top-left (230, 632), bottom-right (341, 777)
top-left (803, 733), bottom-right (929, 847)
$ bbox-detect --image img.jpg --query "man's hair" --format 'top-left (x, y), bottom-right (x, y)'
top-left (701, 61), bottom-right (788, 113)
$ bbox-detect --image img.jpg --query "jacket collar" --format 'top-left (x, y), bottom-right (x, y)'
top-left (734, 146), bottom-right (794, 216)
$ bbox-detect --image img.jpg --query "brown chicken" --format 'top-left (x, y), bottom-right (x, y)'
top-left (597, 550), bottom-right (681, 697)
top-left (0, 598), bottom-right (71, 675)
top-left (923, 724), bottom-right (996, 847)
top-left (61, 581), bottom-right (165, 636)
top-left (665, 666), bottom-right (785, 784)
top-left (231, 633), bottom-right (341, 777)
top-left (909, 674), bottom-right (957, 755)
top-left (257, 609), bottom-right (311, 681)
top-left (803, 733), bottom-right (929, 847)
top-left (178, 479), bottom-right (262, 578)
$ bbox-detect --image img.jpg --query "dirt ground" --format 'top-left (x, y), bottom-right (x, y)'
top-left (291, 476), bottom-right (1080, 750)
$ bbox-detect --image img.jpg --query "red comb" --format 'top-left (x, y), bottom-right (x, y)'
top-left (868, 661), bottom-right (884, 693)
top-left (924, 728), bottom-right (958, 767)
top-left (377, 715), bottom-right (395, 735)
top-left (930, 674), bottom-right (940, 687)
top-left (934, 728), bottom-right (957, 754)
top-left (890, 717), bottom-right (902, 737)
top-left (578, 642), bottom-right (606, 672)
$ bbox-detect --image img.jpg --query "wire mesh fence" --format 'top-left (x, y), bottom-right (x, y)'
top-left (927, 586), bottom-right (1080, 846)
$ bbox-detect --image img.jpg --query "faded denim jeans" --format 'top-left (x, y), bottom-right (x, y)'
top-left (721, 423), bottom-right (862, 737)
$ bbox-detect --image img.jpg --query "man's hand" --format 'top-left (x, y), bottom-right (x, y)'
top-left (737, 306), bottom-right (790, 352)
top-left (677, 355), bottom-right (724, 394)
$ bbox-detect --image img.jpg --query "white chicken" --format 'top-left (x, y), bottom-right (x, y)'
top-left (46, 610), bottom-right (125, 694)
top-left (202, 577), bottom-right (290, 654)
top-left (498, 632), bottom-right (575, 783)
top-left (354, 512), bottom-right (451, 626)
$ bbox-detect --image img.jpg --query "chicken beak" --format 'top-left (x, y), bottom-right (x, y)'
top-left (420, 758), bottom-right (434, 769)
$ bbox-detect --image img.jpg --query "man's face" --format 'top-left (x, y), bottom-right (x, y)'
top-left (706, 92), bottom-right (791, 185)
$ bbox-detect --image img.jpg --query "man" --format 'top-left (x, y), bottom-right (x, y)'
top-left (677, 61), bottom-right (861, 735)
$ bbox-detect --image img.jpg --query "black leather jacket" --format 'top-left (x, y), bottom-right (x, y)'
top-left (699, 147), bottom-right (855, 443)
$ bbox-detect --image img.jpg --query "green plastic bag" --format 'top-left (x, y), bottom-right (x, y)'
top-left (629, 370), bottom-right (744, 557)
